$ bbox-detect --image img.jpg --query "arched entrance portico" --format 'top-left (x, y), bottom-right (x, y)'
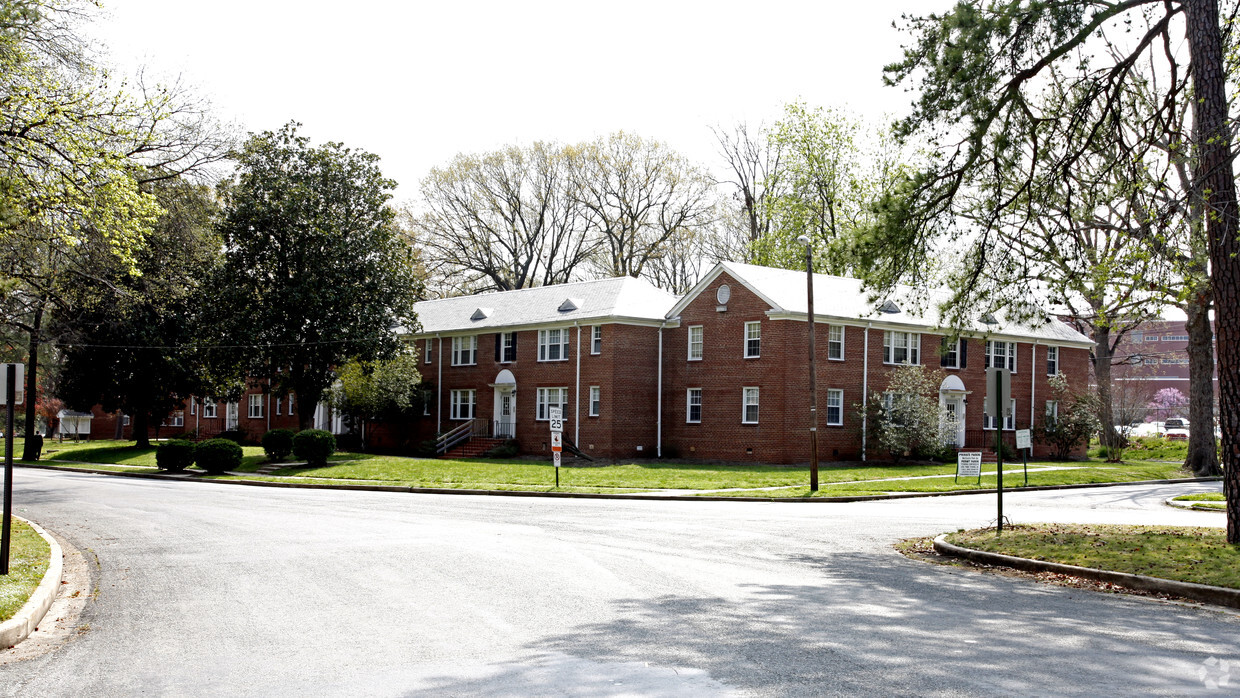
top-left (939, 375), bottom-right (967, 448)
top-left (491, 369), bottom-right (516, 438)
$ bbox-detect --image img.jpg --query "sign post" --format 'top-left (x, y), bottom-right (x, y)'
top-left (986, 367), bottom-right (1010, 533)
top-left (1, 363), bottom-right (20, 575)
top-left (1015, 428), bottom-right (1032, 486)
top-left (549, 407), bottom-right (563, 488)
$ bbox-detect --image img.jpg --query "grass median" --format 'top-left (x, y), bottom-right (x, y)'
top-left (0, 518), bottom-right (51, 622)
top-left (945, 523), bottom-right (1239, 590)
top-left (22, 438), bottom-right (1199, 496)
top-left (1173, 492), bottom-right (1227, 510)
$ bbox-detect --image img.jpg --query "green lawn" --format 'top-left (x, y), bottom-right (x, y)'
top-left (0, 518), bottom-right (51, 622)
top-left (1173, 492), bottom-right (1227, 510)
top-left (946, 524), bottom-right (1240, 589)
top-left (40, 439), bottom-right (270, 471)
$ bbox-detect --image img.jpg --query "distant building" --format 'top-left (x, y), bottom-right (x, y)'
top-left (1111, 319), bottom-right (1216, 419)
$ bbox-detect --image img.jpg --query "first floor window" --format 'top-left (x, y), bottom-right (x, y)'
top-left (202, 401), bottom-right (217, 418)
top-left (883, 331), bottom-right (921, 365)
top-left (538, 329), bottom-right (569, 361)
top-left (589, 386), bottom-right (600, 416)
top-left (742, 387), bottom-right (760, 424)
top-left (828, 325), bottom-right (844, 360)
top-left (248, 394), bottom-right (264, 419)
top-left (450, 389), bottom-right (476, 420)
top-left (452, 335), bottom-right (477, 366)
top-left (592, 326), bottom-right (602, 354)
top-left (276, 397), bottom-right (282, 416)
top-left (536, 387), bottom-right (569, 421)
top-left (984, 399), bottom-right (1016, 430)
top-left (985, 340), bottom-right (1017, 372)
top-left (122, 414), bottom-right (130, 426)
top-left (1047, 346), bottom-right (1060, 376)
top-left (687, 388), bottom-right (702, 423)
top-left (826, 389), bottom-right (843, 426)
top-left (1045, 400), bottom-right (1060, 424)
top-left (744, 322), bottom-right (761, 358)
top-left (688, 325), bottom-right (703, 360)
top-left (288, 394), bottom-right (295, 415)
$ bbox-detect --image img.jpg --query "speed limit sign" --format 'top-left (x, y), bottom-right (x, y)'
top-left (548, 407), bottom-right (563, 433)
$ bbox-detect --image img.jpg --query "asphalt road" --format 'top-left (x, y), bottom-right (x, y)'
top-left (0, 469), bottom-right (1234, 696)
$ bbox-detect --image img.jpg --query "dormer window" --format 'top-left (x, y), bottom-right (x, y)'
top-left (470, 307), bottom-right (492, 321)
top-left (879, 300), bottom-right (901, 314)
top-left (558, 298), bottom-right (581, 312)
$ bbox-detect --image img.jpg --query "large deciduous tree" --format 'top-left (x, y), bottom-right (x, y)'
top-left (211, 122), bottom-right (422, 430)
top-left (871, 1), bottom-right (1240, 537)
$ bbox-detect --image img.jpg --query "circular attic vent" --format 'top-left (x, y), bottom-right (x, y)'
top-left (716, 284), bottom-right (731, 305)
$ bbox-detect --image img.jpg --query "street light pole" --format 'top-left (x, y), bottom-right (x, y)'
top-left (798, 235), bottom-right (819, 492)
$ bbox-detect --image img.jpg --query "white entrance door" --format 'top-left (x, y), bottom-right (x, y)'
top-left (494, 390), bottom-right (515, 438)
top-left (942, 397), bottom-right (965, 448)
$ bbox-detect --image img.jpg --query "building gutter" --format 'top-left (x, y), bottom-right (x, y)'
top-left (436, 334), bottom-right (442, 434)
top-left (657, 321), bottom-right (666, 458)
top-left (575, 322), bottom-right (581, 445)
top-left (862, 322), bottom-right (872, 461)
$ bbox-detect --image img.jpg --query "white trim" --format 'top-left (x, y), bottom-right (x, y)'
top-left (451, 335), bottom-right (478, 366)
top-left (536, 387), bottom-right (569, 421)
top-left (761, 310), bottom-right (1095, 350)
top-left (744, 321), bottom-right (761, 359)
top-left (537, 328), bottom-right (570, 362)
top-left (688, 325), bottom-right (703, 361)
top-left (449, 389), bottom-right (476, 420)
top-left (742, 386), bottom-right (759, 424)
top-left (588, 385), bottom-right (600, 417)
top-left (686, 388), bottom-right (702, 423)
top-left (826, 388), bottom-right (844, 426)
top-left (591, 325), bottom-right (602, 355)
top-left (828, 325), bottom-right (844, 361)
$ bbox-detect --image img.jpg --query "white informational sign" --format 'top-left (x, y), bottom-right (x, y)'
top-left (1015, 429), bottom-right (1032, 451)
top-left (0, 363), bottom-right (24, 405)
top-left (548, 407), bottom-right (563, 434)
top-left (982, 367), bottom-right (1012, 418)
top-left (957, 452), bottom-right (982, 478)
top-left (553, 451), bottom-right (561, 467)
top-left (550, 432), bottom-right (562, 451)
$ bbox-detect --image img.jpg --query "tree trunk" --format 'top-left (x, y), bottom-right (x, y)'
top-left (21, 304), bottom-right (42, 461)
top-left (132, 411), bottom-right (151, 448)
top-left (1184, 293), bottom-right (1221, 476)
top-left (1092, 325), bottom-right (1121, 455)
top-left (1184, 0), bottom-right (1240, 542)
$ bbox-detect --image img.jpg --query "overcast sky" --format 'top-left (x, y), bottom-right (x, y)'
top-left (83, 0), bottom-right (944, 199)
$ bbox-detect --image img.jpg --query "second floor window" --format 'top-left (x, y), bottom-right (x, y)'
top-left (941, 337), bottom-right (964, 369)
top-left (884, 331), bottom-right (920, 365)
top-left (592, 326), bottom-right (602, 354)
top-left (425, 338), bottom-right (434, 364)
top-left (497, 332), bottom-right (516, 363)
top-left (985, 340), bottom-right (1017, 372)
top-left (744, 322), bottom-right (761, 358)
top-left (1047, 346), bottom-right (1059, 376)
top-left (828, 325), bottom-right (844, 360)
top-left (452, 336), bottom-right (477, 366)
top-left (538, 329), bottom-right (569, 361)
top-left (202, 401), bottom-right (217, 418)
top-left (688, 326), bottom-right (703, 360)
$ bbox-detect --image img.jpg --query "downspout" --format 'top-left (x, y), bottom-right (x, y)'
top-left (266, 392), bottom-right (271, 433)
top-left (1031, 341), bottom-right (1038, 428)
top-left (575, 323), bottom-right (582, 445)
top-left (862, 322), bottom-right (872, 461)
top-left (657, 321), bottom-right (665, 458)
top-left (436, 334), bottom-right (443, 434)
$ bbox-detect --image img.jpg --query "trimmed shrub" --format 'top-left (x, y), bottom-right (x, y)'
top-left (156, 439), bottom-right (196, 471)
top-left (261, 428), bottom-right (295, 460)
top-left (292, 429), bottom-right (335, 466)
top-left (195, 438), bottom-right (242, 474)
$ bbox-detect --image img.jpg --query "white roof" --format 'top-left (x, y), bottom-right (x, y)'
top-left (672, 261), bottom-right (1093, 347)
top-left (409, 276), bottom-right (678, 335)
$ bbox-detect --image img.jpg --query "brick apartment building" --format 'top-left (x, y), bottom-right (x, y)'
top-left (1110, 319), bottom-right (1215, 415)
top-left (406, 262), bottom-right (1093, 463)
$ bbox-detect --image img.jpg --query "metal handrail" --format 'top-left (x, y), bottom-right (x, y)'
top-left (436, 419), bottom-right (475, 454)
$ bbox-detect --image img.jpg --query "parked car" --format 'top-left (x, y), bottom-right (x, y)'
top-left (1164, 417), bottom-right (1190, 430)
top-left (1129, 422), bottom-right (1166, 438)
top-left (1165, 429), bottom-right (1189, 441)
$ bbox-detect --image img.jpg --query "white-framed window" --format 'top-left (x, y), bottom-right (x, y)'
top-left (164, 412), bottom-right (184, 427)
top-left (742, 387), bottom-right (760, 423)
top-left (248, 394), bottom-right (263, 419)
top-left (688, 325), bottom-right (704, 361)
top-left (499, 332), bottom-right (516, 363)
top-left (451, 335), bottom-right (477, 366)
top-left (450, 389), bottom-right (476, 420)
top-left (828, 325), bottom-right (844, 361)
top-left (826, 389), bottom-right (843, 425)
top-left (942, 337), bottom-right (962, 369)
top-left (122, 414), bottom-right (130, 426)
top-left (744, 322), bottom-right (761, 358)
top-left (225, 402), bottom-right (239, 430)
top-left (538, 329), bottom-right (569, 361)
top-left (591, 326), bottom-right (602, 354)
top-left (190, 400), bottom-right (197, 416)
top-left (202, 401), bottom-right (217, 418)
top-left (425, 338), bottom-right (434, 364)
top-left (288, 394), bottom-right (295, 415)
top-left (883, 331), bottom-right (920, 365)
top-left (984, 399), bottom-right (1016, 430)
top-left (536, 387), bottom-right (569, 421)
top-left (276, 396), bottom-right (282, 416)
top-left (687, 388), bottom-right (702, 423)
top-left (589, 386), bottom-right (600, 416)
top-left (985, 340), bottom-right (1017, 372)
top-left (1045, 400), bottom-right (1060, 424)
top-left (1047, 346), bottom-right (1059, 376)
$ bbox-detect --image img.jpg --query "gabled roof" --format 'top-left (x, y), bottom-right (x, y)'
top-left (670, 261), bottom-right (1093, 347)
top-left (410, 276), bottom-right (677, 335)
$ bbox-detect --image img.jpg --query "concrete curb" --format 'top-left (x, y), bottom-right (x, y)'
top-left (15, 461), bottom-right (1221, 503)
top-left (1165, 496), bottom-right (1226, 511)
top-left (0, 516), bottom-right (64, 649)
top-left (933, 533), bottom-right (1240, 609)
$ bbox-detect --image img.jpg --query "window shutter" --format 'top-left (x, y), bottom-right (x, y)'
top-left (939, 337), bottom-right (948, 367)
top-left (495, 334), bottom-right (501, 362)
top-left (961, 340), bottom-right (968, 368)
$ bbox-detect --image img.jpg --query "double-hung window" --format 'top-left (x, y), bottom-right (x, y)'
top-left (826, 389), bottom-right (843, 426)
top-left (248, 394), bottom-right (263, 419)
top-left (883, 331), bottom-right (920, 365)
top-left (1046, 346), bottom-right (1059, 376)
top-left (538, 329), bottom-right (569, 361)
top-left (275, 397), bottom-right (282, 416)
top-left (498, 332), bottom-right (516, 363)
top-left (591, 326), bottom-right (602, 354)
top-left (744, 322), bottom-right (761, 358)
top-left (451, 335), bottom-right (477, 366)
top-left (828, 326), bottom-right (844, 360)
top-left (985, 340), bottom-right (1017, 372)
top-left (288, 395), bottom-right (295, 415)
top-left (202, 400), bottom-right (217, 419)
top-left (536, 387), bottom-right (569, 421)
top-left (425, 339), bottom-right (434, 364)
top-left (589, 386), bottom-right (601, 416)
top-left (450, 389), bottom-right (476, 420)
top-left (687, 388), bottom-right (702, 423)
top-left (190, 400), bottom-right (197, 416)
top-left (688, 326), bottom-right (703, 361)
top-left (742, 387), bottom-right (760, 423)
top-left (941, 337), bottom-right (963, 369)
top-left (984, 399), bottom-right (1016, 430)
top-left (1045, 400), bottom-right (1060, 424)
